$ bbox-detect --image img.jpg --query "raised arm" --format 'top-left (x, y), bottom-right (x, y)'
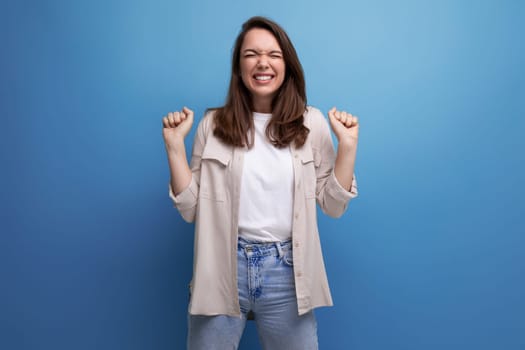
top-left (162, 107), bottom-right (194, 195)
top-left (327, 107), bottom-right (359, 191)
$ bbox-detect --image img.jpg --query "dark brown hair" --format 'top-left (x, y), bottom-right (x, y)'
top-left (211, 16), bottom-right (309, 149)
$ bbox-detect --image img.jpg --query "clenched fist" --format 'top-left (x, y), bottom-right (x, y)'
top-left (162, 107), bottom-right (194, 151)
top-left (327, 107), bottom-right (359, 144)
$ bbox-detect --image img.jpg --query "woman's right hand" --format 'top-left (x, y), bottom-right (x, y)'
top-left (162, 107), bottom-right (194, 151)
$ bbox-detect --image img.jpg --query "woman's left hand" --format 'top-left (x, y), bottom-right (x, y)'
top-left (327, 107), bottom-right (359, 144)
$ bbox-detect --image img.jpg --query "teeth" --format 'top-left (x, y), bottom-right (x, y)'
top-left (255, 75), bottom-right (272, 81)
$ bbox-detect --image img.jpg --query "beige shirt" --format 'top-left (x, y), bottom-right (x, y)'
top-left (170, 106), bottom-right (358, 316)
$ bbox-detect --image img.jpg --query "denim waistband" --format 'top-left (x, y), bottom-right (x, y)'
top-left (238, 237), bottom-right (292, 258)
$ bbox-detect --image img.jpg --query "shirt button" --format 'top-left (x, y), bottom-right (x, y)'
top-left (294, 154), bottom-right (298, 159)
top-left (297, 272), bottom-right (302, 277)
top-left (295, 242), bottom-right (300, 248)
top-left (294, 213), bottom-right (299, 219)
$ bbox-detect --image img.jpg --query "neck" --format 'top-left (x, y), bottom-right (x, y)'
top-left (252, 97), bottom-right (273, 113)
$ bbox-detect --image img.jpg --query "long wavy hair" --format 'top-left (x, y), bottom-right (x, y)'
top-left (211, 16), bottom-right (309, 149)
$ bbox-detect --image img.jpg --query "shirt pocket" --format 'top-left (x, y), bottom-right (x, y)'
top-left (200, 146), bottom-right (231, 202)
top-left (200, 185), bottom-right (226, 201)
top-left (301, 152), bottom-right (319, 199)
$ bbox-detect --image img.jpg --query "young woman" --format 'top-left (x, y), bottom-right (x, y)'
top-left (162, 16), bottom-right (359, 350)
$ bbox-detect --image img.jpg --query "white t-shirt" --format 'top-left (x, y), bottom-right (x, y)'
top-left (238, 112), bottom-right (294, 242)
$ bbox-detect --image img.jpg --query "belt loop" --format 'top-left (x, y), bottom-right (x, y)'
top-left (275, 242), bottom-right (284, 259)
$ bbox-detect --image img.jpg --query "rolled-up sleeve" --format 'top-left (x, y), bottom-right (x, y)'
top-left (321, 170), bottom-right (358, 217)
top-left (169, 177), bottom-right (199, 222)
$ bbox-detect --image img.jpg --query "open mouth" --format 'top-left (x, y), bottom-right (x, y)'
top-left (253, 74), bottom-right (275, 83)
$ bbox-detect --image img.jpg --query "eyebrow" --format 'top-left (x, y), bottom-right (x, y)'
top-left (242, 49), bottom-right (283, 55)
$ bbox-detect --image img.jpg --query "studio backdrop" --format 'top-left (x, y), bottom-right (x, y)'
top-left (2, 0), bottom-right (524, 349)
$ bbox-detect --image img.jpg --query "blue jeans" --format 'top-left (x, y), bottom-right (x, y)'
top-left (187, 238), bottom-right (318, 350)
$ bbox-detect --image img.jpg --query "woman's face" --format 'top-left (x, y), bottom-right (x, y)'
top-left (240, 28), bottom-right (286, 111)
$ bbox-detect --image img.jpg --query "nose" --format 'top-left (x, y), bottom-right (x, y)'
top-left (256, 54), bottom-right (269, 68)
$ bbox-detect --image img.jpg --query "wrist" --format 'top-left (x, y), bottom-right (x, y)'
top-left (165, 137), bottom-right (186, 155)
top-left (338, 136), bottom-right (358, 149)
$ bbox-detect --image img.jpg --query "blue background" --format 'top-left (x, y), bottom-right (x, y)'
top-left (2, 0), bottom-right (524, 349)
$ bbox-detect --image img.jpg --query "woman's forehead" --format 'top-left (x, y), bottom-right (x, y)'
top-left (242, 28), bottom-right (281, 51)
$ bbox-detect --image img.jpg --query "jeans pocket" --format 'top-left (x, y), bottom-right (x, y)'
top-left (282, 247), bottom-right (294, 267)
